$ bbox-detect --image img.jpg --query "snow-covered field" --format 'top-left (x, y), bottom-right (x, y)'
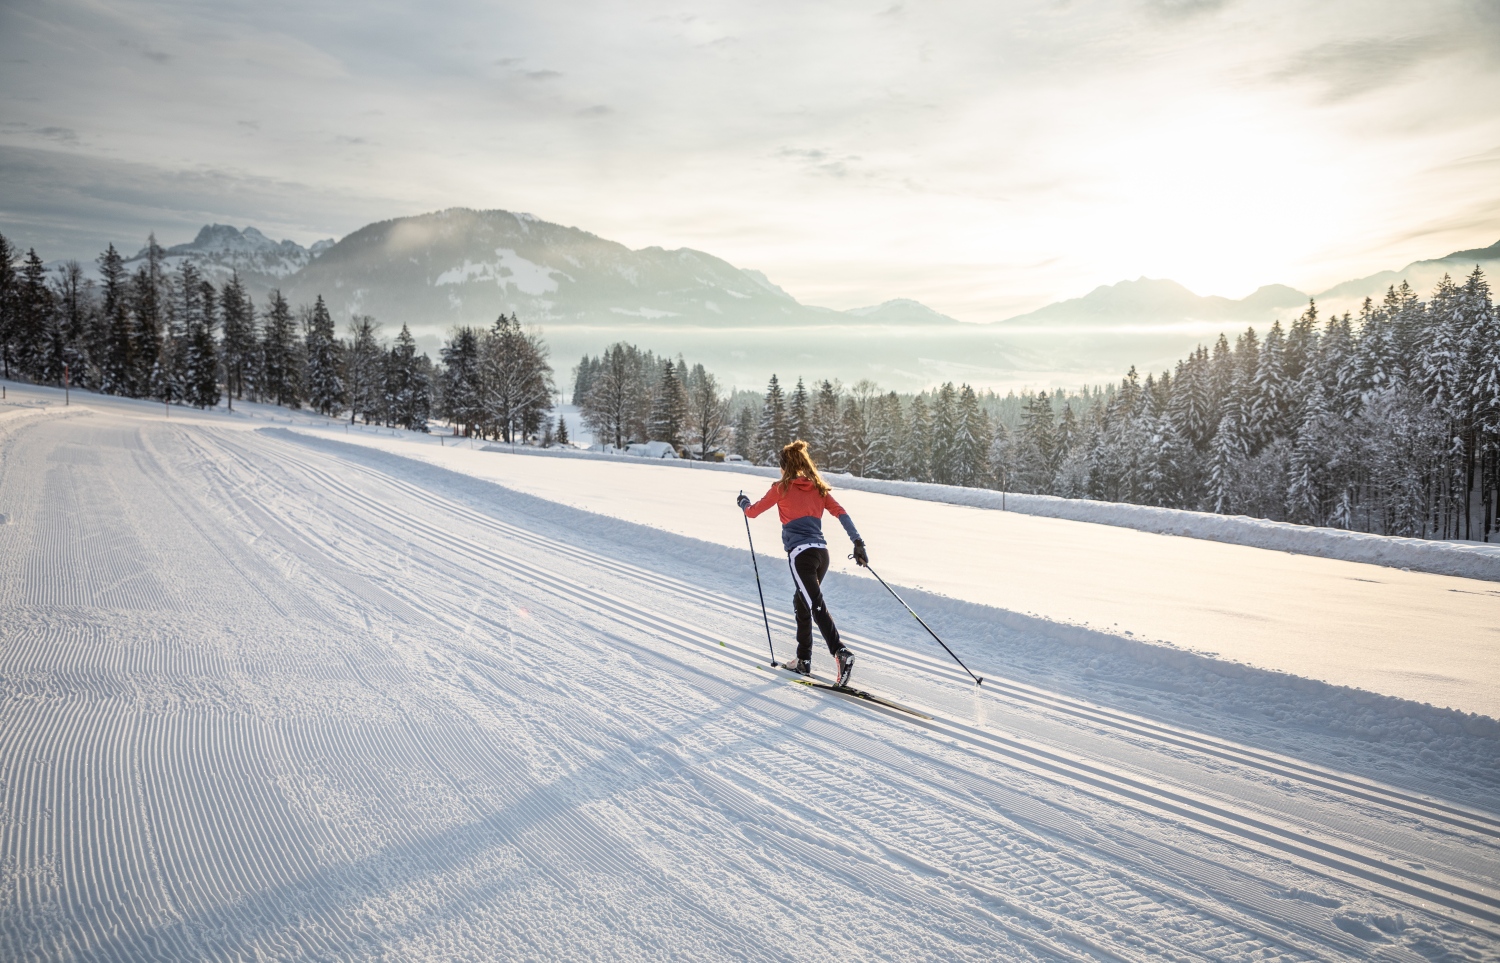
top-left (2, 382), bottom-right (1498, 961)
top-left (290, 425), bottom-right (1500, 721)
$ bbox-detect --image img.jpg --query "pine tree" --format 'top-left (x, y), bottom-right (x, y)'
top-left (14, 249), bottom-right (55, 383)
top-left (865, 391), bottom-right (905, 480)
top-left (0, 233), bottom-right (16, 380)
top-left (581, 342), bottom-right (648, 449)
top-left (343, 315), bottom-right (385, 424)
top-left (755, 374), bottom-right (788, 464)
top-left (789, 377), bottom-right (810, 442)
top-left (953, 384), bottom-right (990, 488)
top-left (259, 290), bottom-right (300, 407)
top-left (96, 245), bottom-right (134, 395)
top-left (926, 383), bottom-right (959, 485)
top-left (649, 359), bottom-right (687, 448)
top-left (130, 235), bottom-right (166, 396)
top-left (1250, 320), bottom-right (1289, 447)
top-left (440, 327), bottom-right (483, 434)
top-left (384, 324), bottom-right (430, 431)
top-left (810, 379), bottom-right (842, 467)
top-left (904, 394), bottom-right (932, 482)
top-left (555, 413), bottom-right (570, 446)
top-left (1285, 300), bottom-right (1319, 385)
top-left (733, 404), bottom-right (756, 460)
top-left (183, 278), bottom-right (221, 408)
top-left (1016, 390), bottom-right (1056, 492)
top-left (218, 272), bottom-right (256, 407)
top-left (303, 296), bottom-right (343, 416)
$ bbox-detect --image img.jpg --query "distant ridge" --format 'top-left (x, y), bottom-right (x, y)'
top-left (122, 224), bottom-right (335, 291)
top-left (994, 277), bottom-right (1309, 328)
top-left (1314, 238), bottom-right (1500, 309)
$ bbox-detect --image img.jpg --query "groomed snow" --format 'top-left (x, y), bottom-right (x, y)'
top-left (3, 382), bottom-right (1498, 961)
top-left (298, 430), bottom-right (1500, 721)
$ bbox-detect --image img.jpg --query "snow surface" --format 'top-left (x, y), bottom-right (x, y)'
top-left (2, 382), bottom-right (1498, 961)
top-left (432, 248), bottom-right (562, 295)
top-left (287, 435), bottom-right (1500, 721)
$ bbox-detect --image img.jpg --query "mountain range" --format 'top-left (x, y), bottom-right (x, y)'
top-left (125, 209), bottom-right (1499, 336)
top-left (120, 224), bottom-right (336, 293)
top-left (73, 209), bottom-right (1500, 392)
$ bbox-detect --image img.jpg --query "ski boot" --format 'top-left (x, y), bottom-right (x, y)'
top-left (783, 658), bottom-right (811, 676)
top-left (834, 647), bottom-right (856, 687)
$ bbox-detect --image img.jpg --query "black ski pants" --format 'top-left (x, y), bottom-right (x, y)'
top-left (788, 545), bottom-right (842, 662)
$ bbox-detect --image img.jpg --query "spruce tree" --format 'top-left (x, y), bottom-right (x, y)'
top-left (580, 342), bottom-right (646, 449)
top-left (733, 404), bottom-right (757, 460)
top-left (789, 377), bottom-right (810, 442)
top-left (904, 394), bottom-right (932, 482)
top-left (178, 277), bottom-right (220, 408)
top-left (94, 245), bottom-right (133, 394)
top-left (219, 272), bottom-right (256, 407)
top-left (130, 235), bottom-right (166, 396)
top-left (649, 359), bottom-right (687, 448)
top-left (385, 324), bottom-right (430, 431)
top-left (954, 384), bottom-right (990, 488)
top-left (259, 290), bottom-right (300, 407)
top-left (810, 379), bottom-right (842, 465)
top-left (303, 295), bottom-right (343, 417)
top-left (51, 261), bottom-right (94, 390)
top-left (0, 233), bottom-right (16, 380)
top-left (343, 314), bottom-right (384, 424)
top-left (17, 249), bottom-right (57, 384)
top-left (555, 413), bottom-right (570, 446)
top-left (440, 326), bottom-right (483, 434)
top-left (755, 374), bottom-right (788, 464)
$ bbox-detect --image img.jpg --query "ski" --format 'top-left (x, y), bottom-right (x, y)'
top-left (760, 664), bottom-right (931, 720)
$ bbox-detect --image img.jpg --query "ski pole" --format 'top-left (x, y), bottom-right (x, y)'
top-left (861, 563), bottom-right (983, 686)
top-left (740, 492), bottom-right (778, 667)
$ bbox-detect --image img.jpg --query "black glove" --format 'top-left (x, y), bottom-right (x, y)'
top-left (736, 493), bottom-right (751, 511)
top-left (852, 539), bottom-right (869, 567)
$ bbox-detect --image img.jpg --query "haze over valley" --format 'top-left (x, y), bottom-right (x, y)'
top-left (90, 208), bottom-right (1500, 393)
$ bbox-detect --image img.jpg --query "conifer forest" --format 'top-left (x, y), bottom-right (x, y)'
top-left (4, 231), bottom-right (1497, 542)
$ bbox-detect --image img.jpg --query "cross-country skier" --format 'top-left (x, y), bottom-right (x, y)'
top-left (738, 439), bottom-right (868, 686)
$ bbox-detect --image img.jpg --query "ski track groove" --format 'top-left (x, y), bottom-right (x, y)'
top-left (243, 438), bottom-right (1488, 954)
top-left (1, 413), bottom-right (1495, 961)
top-left (279, 428), bottom-right (1500, 840)
top-left (258, 431), bottom-right (1500, 935)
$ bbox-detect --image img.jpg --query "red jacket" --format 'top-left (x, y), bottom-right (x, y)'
top-left (746, 477), bottom-right (861, 552)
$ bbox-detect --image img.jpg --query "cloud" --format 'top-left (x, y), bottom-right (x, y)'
top-left (576, 105), bottom-right (612, 117)
top-left (776, 147), bottom-right (863, 179)
top-left (33, 126), bottom-right (79, 144)
top-left (524, 69), bottom-right (562, 80)
top-left (1272, 36), bottom-right (1448, 101)
top-left (0, 144), bottom-right (402, 260)
top-left (118, 38), bottom-right (171, 64)
top-left (1146, 0), bottom-right (1230, 19)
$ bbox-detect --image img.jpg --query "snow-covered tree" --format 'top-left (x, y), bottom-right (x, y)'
top-left (303, 296), bottom-right (342, 417)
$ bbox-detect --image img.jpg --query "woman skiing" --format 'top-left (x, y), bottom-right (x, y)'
top-left (738, 439), bottom-right (868, 686)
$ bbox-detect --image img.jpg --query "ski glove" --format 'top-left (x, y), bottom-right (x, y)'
top-left (736, 493), bottom-right (752, 511)
top-left (852, 539), bottom-right (869, 567)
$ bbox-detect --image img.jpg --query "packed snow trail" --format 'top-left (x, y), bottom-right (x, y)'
top-left (295, 424), bottom-right (1500, 718)
top-left (0, 396), bottom-right (1497, 960)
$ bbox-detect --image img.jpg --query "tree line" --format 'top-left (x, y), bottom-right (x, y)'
top-left (0, 232), bottom-right (437, 430)
top-left (575, 269), bottom-right (1499, 543)
top-left (1008, 273), bottom-right (1500, 541)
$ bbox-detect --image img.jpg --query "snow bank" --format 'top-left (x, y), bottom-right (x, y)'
top-left (470, 444), bottom-right (1500, 582)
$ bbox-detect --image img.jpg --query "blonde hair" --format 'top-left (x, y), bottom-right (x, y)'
top-left (778, 439), bottom-right (831, 496)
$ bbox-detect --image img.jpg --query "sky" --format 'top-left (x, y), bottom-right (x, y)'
top-left (3, 0), bottom-right (1500, 322)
